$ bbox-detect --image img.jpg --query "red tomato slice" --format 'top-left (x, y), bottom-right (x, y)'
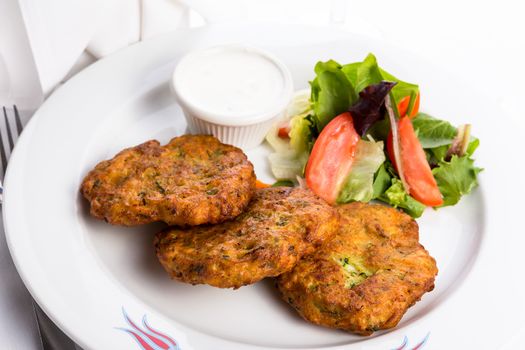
top-left (387, 116), bottom-right (443, 207)
top-left (397, 93), bottom-right (420, 118)
top-left (277, 122), bottom-right (291, 139)
top-left (386, 131), bottom-right (398, 170)
top-left (305, 112), bottom-right (360, 204)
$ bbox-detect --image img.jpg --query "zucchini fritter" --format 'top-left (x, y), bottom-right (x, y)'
top-left (276, 202), bottom-right (437, 335)
top-left (154, 187), bottom-right (339, 289)
top-left (81, 135), bottom-right (255, 226)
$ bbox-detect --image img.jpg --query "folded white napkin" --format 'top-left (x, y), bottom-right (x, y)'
top-left (0, 0), bottom-right (44, 109)
top-left (17, 0), bottom-right (189, 96)
top-left (17, 0), bottom-right (108, 96)
top-left (87, 0), bottom-right (188, 58)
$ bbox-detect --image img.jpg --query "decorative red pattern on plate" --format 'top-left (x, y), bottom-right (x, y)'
top-left (392, 333), bottom-right (429, 350)
top-left (118, 308), bottom-right (180, 350)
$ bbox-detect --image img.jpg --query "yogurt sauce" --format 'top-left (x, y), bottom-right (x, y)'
top-left (173, 46), bottom-right (292, 122)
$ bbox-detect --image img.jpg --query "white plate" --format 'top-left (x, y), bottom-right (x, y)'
top-left (4, 23), bottom-right (525, 350)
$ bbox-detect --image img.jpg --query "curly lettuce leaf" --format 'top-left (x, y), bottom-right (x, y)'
top-left (310, 60), bottom-right (357, 130)
top-left (378, 178), bottom-right (426, 218)
top-left (432, 155), bottom-right (482, 207)
top-left (286, 89), bottom-right (315, 155)
top-left (373, 161), bottom-right (426, 218)
top-left (266, 90), bottom-right (313, 181)
top-left (289, 112), bottom-right (313, 154)
top-left (427, 138), bottom-right (479, 168)
top-left (337, 140), bottom-right (385, 203)
top-left (268, 151), bottom-right (309, 180)
top-left (412, 113), bottom-right (480, 175)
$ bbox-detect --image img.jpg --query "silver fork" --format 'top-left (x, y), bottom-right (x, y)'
top-left (0, 106), bottom-right (23, 188)
top-left (1, 106), bottom-right (79, 350)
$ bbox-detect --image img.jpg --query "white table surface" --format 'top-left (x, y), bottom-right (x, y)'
top-left (1, 1), bottom-right (524, 349)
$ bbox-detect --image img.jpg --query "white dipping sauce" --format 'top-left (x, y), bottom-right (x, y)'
top-left (174, 46), bottom-right (290, 120)
top-left (171, 45), bottom-right (293, 149)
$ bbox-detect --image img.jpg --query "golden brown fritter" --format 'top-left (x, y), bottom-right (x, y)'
top-left (276, 202), bottom-right (437, 335)
top-left (81, 135), bottom-right (255, 226)
top-left (154, 187), bottom-right (339, 289)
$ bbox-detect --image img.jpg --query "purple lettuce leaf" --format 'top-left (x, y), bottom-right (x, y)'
top-left (349, 81), bottom-right (396, 136)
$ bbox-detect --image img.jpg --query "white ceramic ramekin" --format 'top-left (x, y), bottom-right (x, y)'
top-left (171, 45), bottom-right (294, 149)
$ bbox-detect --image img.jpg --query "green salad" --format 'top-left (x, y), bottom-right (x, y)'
top-left (266, 53), bottom-right (482, 218)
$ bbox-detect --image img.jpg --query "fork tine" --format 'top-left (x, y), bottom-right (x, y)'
top-left (0, 107), bottom-right (8, 175)
top-left (13, 105), bottom-right (23, 135)
top-left (3, 106), bottom-right (14, 151)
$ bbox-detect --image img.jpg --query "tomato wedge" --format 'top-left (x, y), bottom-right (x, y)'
top-left (397, 93), bottom-right (420, 118)
top-left (277, 122), bottom-right (291, 139)
top-left (387, 116), bottom-right (443, 206)
top-left (305, 112), bottom-right (360, 204)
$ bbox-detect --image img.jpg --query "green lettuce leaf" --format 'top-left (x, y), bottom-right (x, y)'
top-left (432, 155), bottom-right (482, 207)
top-left (268, 151), bottom-right (307, 180)
top-left (366, 117), bottom-right (391, 142)
top-left (337, 140), bottom-right (385, 203)
top-left (342, 53), bottom-right (419, 105)
top-left (342, 54), bottom-right (383, 93)
top-left (379, 66), bottom-right (419, 107)
top-left (289, 112), bottom-right (313, 154)
top-left (272, 180), bottom-right (295, 187)
top-left (310, 60), bottom-right (357, 130)
top-left (286, 89), bottom-right (314, 155)
top-left (427, 137), bottom-right (479, 164)
top-left (412, 113), bottom-right (480, 170)
top-left (340, 62), bottom-right (359, 86)
top-left (310, 54), bottom-right (418, 134)
top-left (266, 90), bottom-right (313, 180)
top-left (412, 113), bottom-right (458, 148)
top-left (372, 163), bottom-right (392, 199)
top-left (378, 178), bottom-right (426, 218)
top-left (466, 137), bottom-right (479, 156)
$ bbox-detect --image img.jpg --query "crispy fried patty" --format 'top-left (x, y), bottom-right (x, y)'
top-left (154, 187), bottom-right (339, 289)
top-left (276, 202), bottom-right (438, 335)
top-left (81, 135), bottom-right (255, 226)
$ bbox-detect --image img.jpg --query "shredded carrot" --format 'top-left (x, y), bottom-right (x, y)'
top-left (256, 180), bottom-right (271, 189)
top-left (398, 93), bottom-right (420, 118)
